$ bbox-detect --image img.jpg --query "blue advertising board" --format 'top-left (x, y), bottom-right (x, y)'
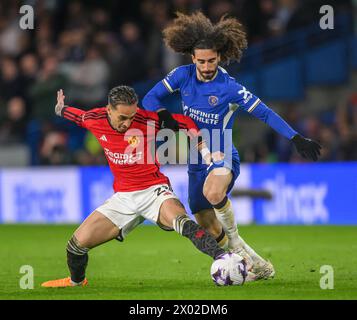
top-left (250, 163), bottom-right (357, 224)
top-left (0, 167), bottom-right (82, 223)
top-left (0, 163), bottom-right (356, 225)
top-left (80, 166), bottom-right (113, 221)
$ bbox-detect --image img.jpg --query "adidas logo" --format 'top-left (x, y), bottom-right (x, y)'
top-left (100, 135), bottom-right (107, 141)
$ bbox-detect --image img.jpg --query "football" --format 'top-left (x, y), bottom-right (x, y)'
top-left (210, 253), bottom-right (248, 286)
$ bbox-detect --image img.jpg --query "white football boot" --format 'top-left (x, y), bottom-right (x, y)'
top-left (232, 247), bottom-right (254, 272)
top-left (251, 260), bottom-right (275, 280)
top-left (230, 241), bottom-right (275, 281)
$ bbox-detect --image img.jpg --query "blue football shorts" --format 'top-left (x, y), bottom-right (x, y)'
top-left (188, 157), bottom-right (240, 214)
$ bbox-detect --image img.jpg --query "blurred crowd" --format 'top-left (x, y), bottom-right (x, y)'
top-left (0, 0), bottom-right (355, 165)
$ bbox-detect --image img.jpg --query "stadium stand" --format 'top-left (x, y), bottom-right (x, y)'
top-left (0, 0), bottom-right (356, 166)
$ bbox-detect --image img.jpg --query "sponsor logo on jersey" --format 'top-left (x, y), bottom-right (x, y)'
top-left (238, 86), bottom-right (253, 104)
top-left (104, 148), bottom-right (142, 165)
top-left (184, 105), bottom-right (219, 125)
top-left (128, 135), bottom-right (140, 147)
top-left (208, 95), bottom-right (219, 106)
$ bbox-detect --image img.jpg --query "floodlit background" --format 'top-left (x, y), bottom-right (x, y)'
top-left (0, 0), bottom-right (356, 225)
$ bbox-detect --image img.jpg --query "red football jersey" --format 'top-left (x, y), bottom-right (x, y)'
top-left (62, 106), bottom-right (200, 192)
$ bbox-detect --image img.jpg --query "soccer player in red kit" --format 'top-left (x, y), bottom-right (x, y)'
top-left (41, 86), bottom-right (247, 288)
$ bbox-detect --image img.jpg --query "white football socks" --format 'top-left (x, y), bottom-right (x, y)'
top-left (238, 235), bottom-right (266, 265)
top-left (213, 199), bottom-right (242, 249)
top-left (213, 199), bottom-right (265, 265)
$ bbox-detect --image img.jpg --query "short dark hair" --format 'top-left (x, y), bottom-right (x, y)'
top-left (108, 86), bottom-right (138, 108)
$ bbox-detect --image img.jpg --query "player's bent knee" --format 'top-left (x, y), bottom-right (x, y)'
top-left (67, 234), bottom-right (90, 255)
top-left (158, 210), bottom-right (187, 232)
top-left (203, 189), bottom-right (226, 206)
top-left (158, 198), bottom-right (187, 229)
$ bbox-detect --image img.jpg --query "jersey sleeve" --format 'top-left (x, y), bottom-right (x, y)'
top-left (231, 82), bottom-right (298, 140)
top-left (142, 66), bottom-right (188, 112)
top-left (61, 106), bottom-right (88, 128)
top-left (172, 113), bottom-right (205, 149)
top-left (162, 66), bottom-right (187, 93)
top-left (61, 106), bottom-right (108, 130)
top-left (173, 113), bottom-right (198, 133)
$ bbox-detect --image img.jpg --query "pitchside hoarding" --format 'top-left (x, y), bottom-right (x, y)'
top-left (0, 167), bottom-right (82, 223)
top-left (250, 163), bottom-right (357, 225)
top-left (0, 163), bottom-right (356, 224)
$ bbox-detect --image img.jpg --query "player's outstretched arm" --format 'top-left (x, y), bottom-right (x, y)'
top-left (234, 84), bottom-right (321, 161)
top-left (250, 102), bottom-right (321, 161)
top-left (249, 103), bottom-right (321, 161)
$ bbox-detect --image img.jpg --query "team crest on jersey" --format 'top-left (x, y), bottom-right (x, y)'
top-left (128, 136), bottom-right (140, 147)
top-left (208, 96), bottom-right (219, 106)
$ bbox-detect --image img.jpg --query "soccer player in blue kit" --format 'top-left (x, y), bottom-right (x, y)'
top-left (142, 12), bottom-right (321, 279)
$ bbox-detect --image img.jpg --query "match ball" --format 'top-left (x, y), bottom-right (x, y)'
top-left (210, 253), bottom-right (247, 286)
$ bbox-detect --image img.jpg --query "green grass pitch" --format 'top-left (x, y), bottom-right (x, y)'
top-left (0, 224), bottom-right (356, 300)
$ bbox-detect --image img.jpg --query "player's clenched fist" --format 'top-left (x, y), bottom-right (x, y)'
top-left (55, 89), bottom-right (66, 116)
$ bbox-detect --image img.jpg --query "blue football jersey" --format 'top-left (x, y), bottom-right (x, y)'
top-left (143, 64), bottom-right (297, 171)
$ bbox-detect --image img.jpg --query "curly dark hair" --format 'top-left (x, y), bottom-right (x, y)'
top-left (163, 11), bottom-right (247, 64)
top-left (108, 85), bottom-right (138, 108)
